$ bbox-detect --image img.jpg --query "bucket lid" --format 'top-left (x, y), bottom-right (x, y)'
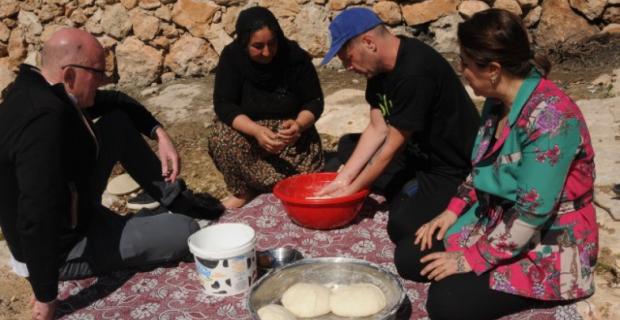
top-left (188, 223), bottom-right (256, 259)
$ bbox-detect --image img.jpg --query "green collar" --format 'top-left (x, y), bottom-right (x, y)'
top-left (507, 69), bottom-right (541, 125)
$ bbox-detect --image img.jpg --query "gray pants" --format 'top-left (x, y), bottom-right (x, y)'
top-left (58, 110), bottom-right (199, 280)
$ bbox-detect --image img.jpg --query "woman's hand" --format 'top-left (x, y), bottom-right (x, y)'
top-left (420, 251), bottom-right (471, 281)
top-left (254, 126), bottom-right (285, 154)
top-left (414, 209), bottom-right (457, 251)
top-left (277, 120), bottom-right (302, 146)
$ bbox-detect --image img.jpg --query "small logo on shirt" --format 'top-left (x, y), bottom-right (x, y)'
top-left (377, 94), bottom-right (393, 117)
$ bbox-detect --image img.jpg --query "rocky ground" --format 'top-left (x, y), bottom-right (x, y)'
top-left (1, 37), bottom-right (620, 319)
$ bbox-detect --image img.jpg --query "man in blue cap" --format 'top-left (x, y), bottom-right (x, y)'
top-left (318, 8), bottom-right (480, 245)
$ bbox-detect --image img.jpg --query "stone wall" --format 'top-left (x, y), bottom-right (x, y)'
top-left (0, 0), bottom-right (619, 91)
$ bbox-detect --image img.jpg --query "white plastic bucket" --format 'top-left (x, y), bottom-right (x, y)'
top-left (188, 223), bottom-right (257, 296)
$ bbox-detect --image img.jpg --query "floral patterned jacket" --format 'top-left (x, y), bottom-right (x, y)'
top-left (444, 70), bottom-right (597, 301)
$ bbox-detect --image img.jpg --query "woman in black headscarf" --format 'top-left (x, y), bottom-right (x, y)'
top-left (206, 6), bottom-right (324, 208)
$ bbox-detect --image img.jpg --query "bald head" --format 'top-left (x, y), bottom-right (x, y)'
top-left (39, 28), bottom-right (107, 108)
top-left (40, 28), bottom-right (105, 81)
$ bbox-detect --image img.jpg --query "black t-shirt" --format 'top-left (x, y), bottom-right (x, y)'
top-left (366, 37), bottom-right (480, 177)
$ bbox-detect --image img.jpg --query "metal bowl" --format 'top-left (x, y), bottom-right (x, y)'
top-left (247, 257), bottom-right (406, 320)
top-left (257, 248), bottom-right (303, 270)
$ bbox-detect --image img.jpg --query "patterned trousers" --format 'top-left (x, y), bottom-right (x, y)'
top-left (206, 119), bottom-right (324, 196)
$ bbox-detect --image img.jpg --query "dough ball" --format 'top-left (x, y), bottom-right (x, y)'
top-left (257, 304), bottom-right (297, 320)
top-left (281, 282), bottom-right (330, 318)
top-left (329, 283), bottom-right (387, 317)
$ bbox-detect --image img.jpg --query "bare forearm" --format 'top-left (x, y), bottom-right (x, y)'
top-left (295, 110), bottom-right (316, 132)
top-left (348, 140), bottom-right (394, 191)
top-left (347, 124), bottom-right (408, 192)
top-left (338, 124), bottom-right (388, 184)
top-left (231, 114), bottom-right (261, 137)
top-left (154, 126), bottom-right (169, 141)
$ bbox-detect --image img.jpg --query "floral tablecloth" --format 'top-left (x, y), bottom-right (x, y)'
top-left (56, 194), bottom-right (579, 319)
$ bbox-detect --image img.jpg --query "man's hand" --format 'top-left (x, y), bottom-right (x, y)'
top-left (31, 297), bottom-right (57, 320)
top-left (254, 126), bottom-right (285, 154)
top-left (155, 127), bottom-right (180, 182)
top-left (276, 119), bottom-right (302, 146)
top-left (316, 178), bottom-right (352, 198)
top-left (420, 251), bottom-right (472, 281)
top-left (414, 209), bottom-right (458, 251)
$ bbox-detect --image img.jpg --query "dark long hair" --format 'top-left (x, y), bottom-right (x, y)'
top-left (457, 9), bottom-right (551, 77)
top-left (235, 6), bottom-right (285, 51)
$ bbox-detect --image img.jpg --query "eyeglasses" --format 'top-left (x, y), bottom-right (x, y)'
top-left (62, 64), bottom-right (106, 77)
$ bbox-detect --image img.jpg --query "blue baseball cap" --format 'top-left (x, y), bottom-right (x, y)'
top-left (321, 7), bottom-right (383, 65)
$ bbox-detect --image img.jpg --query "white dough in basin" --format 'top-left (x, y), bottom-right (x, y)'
top-left (281, 283), bottom-right (330, 318)
top-left (257, 304), bottom-right (297, 320)
top-left (329, 283), bottom-right (387, 317)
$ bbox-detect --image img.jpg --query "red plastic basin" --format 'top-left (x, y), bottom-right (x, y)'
top-left (273, 172), bottom-right (369, 230)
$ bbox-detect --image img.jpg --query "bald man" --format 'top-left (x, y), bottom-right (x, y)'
top-left (0, 28), bottom-right (221, 319)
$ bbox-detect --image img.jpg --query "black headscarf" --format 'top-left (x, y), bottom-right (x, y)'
top-left (227, 6), bottom-right (310, 90)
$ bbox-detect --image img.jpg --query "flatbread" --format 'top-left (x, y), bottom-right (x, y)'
top-left (106, 173), bottom-right (140, 195)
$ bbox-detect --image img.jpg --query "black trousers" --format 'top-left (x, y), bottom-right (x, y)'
top-left (58, 110), bottom-right (203, 280)
top-left (325, 134), bottom-right (463, 243)
top-left (394, 234), bottom-right (567, 319)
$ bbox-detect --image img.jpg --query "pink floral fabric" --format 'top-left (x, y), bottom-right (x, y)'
top-left (445, 74), bottom-right (597, 301)
top-left (56, 194), bottom-right (576, 319)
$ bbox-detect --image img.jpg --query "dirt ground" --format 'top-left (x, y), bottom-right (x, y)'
top-left (1, 35), bottom-right (619, 319)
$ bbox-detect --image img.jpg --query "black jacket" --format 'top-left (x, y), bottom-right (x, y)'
top-left (0, 64), bottom-right (160, 301)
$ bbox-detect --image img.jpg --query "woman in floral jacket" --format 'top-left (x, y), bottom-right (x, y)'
top-left (393, 9), bottom-right (597, 319)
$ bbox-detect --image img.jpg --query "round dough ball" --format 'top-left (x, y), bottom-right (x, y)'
top-left (329, 283), bottom-right (387, 317)
top-left (257, 304), bottom-right (297, 320)
top-left (281, 282), bottom-right (330, 318)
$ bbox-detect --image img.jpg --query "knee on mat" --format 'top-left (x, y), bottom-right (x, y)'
top-left (155, 213), bottom-right (198, 250)
top-left (123, 214), bottom-right (197, 265)
top-left (394, 238), bottom-right (428, 283)
top-left (426, 282), bottom-right (466, 320)
top-left (426, 301), bottom-right (461, 320)
top-left (387, 201), bottom-right (412, 243)
top-left (387, 217), bottom-right (407, 243)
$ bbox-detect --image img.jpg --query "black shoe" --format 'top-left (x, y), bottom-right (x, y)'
top-left (169, 190), bottom-right (225, 220)
top-left (134, 206), bottom-right (170, 217)
top-left (613, 184), bottom-right (620, 196)
top-left (127, 192), bottom-right (160, 210)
